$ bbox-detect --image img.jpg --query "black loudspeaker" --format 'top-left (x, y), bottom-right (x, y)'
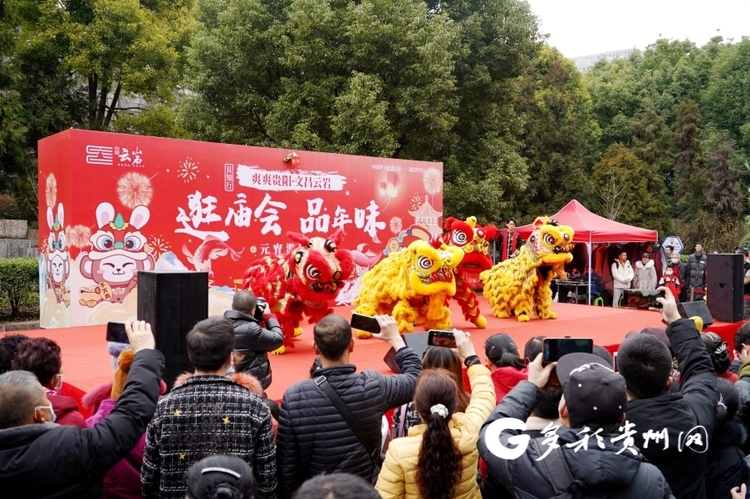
top-left (707, 253), bottom-right (744, 323)
top-left (384, 332), bottom-right (430, 373)
top-left (677, 301), bottom-right (714, 328)
top-left (137, 271), bottom-right (209, 387)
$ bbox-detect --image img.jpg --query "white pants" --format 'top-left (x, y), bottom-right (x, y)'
top-left (613, 287), bottom-right (626, 308)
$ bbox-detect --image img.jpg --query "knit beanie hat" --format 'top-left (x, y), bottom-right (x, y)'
top-left (111, 349), bottom-right (135, 400)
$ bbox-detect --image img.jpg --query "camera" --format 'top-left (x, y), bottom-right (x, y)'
top-left (254, 297), bottom-right (268, 322)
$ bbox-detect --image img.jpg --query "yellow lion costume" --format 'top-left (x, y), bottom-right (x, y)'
top-left (353, 239), bottom-right (465, 336)
top-left (481, 217), bottom-right (574, 322)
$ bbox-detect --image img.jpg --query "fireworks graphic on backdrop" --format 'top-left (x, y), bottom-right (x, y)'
top-left (118, 172), bottom-right (153, 208)
top-left (45, 174), bottom-right (57, 208)
top-left (65, 225), bottom-right (92, 249)
top-left (178, 157), bottom-right (199, 183)
top-left (423, 168), bottom-right (442, 196)
top-left (410, 193), bottom-right (423, 211)
top-left (147, 236), bottom-right (171, 261)
top-left (390, 217), bottom-right (403, 234)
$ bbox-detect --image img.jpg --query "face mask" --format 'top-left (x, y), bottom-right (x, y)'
top-left (55, 373), bottom-right (63, 391)
top-left (35, 405), bottom-right (57, 424)
top-left (671, 258), bottom-right (679, 264)
top-left (225, 365), bottom-right (235, 375)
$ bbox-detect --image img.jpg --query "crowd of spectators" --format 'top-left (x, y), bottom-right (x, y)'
top-left (0, 287), bottom-right (749, 498)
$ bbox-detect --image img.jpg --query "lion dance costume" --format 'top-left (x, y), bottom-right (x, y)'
top-left (442, 216), bottom-right (498, 328)
top-left (242, 230), bottom-right (354, 353)
top-left (481, 217), bottom-right (574, 322)
top-left (354, 238), bottom-right (484, 337)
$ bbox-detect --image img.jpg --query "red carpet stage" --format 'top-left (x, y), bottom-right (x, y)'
top-left (20, 297), bottom-right (724, 402)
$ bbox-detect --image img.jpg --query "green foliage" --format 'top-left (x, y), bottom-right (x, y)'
top-left (112, 105), bottom-right (189, 139)
top-left (510, 46), bottom-right (600, 216)
top-left (672, 100), bottom-right (705, 218)
top-left (0, 258), bottom-right (38, 318)
top-left (592, 143), bottom-right (671, 237)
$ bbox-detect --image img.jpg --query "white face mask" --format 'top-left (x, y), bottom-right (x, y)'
top-left (55, 373), bottom-right (63, 391)
top-left (671, 258), bottom-right (679, 264)
top-left (35, 404), bottom-right (57, 424)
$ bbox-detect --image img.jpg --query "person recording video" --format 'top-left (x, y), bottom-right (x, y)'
top-left (224, 290), bottom-right (283, 391)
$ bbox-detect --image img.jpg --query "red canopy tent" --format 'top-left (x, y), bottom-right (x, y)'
top-left (515, 200), bottom-right (658, 304)
top-left (516, 199), bottom-right (658, 243)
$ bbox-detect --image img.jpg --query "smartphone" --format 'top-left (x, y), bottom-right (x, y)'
top-left (623, 289), bottom-right (665, 309)
top-left (542, 338), bottom-right (594, 365)
top-left (427, 330), bottom-right (457, 349)
top-left (350, 313), bottom-right (381, 334)
top-left (106, 322), bottom-right (129, 344)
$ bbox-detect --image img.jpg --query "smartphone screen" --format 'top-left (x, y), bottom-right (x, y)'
top-left (427, 330), bottom-right (457, 349)
top-left (350, 313), bottom-right (381, 334)
top-left (543, 338), bottom-right (593, 365)
top-left (623, 290), bottom-right (665, 309)
top-left (106, 322), bottom-right (129, 344)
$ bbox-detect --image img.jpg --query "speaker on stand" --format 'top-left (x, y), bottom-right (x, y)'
top-left (137, 270), bottom-right (209, 387)
top-left (706, 254), bottom-right (744, 323)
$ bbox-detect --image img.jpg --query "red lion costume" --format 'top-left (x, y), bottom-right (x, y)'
top-left (442, 216), bottom-right (498, 328)
top-left (242, 229), bottom-right (354, 353)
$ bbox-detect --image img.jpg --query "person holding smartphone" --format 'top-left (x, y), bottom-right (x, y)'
top-left (0, 321), bottom-right (164, 498)
top-left (376, 330), bottom-right (496, 499)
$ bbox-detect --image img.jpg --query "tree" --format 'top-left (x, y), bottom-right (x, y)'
top-left (672, 100), bottom-right (705, 219)
top-left (511, 45), bottom-right (600, 216)
top-left (591, 143), bottom-right (671, 236)
top-left (630, 100), bottom-right (674, 176)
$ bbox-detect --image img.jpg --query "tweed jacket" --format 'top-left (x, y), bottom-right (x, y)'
top-left (141, 375), bottom-right (276, 499)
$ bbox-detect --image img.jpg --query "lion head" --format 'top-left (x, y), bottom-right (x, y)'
top-left (286, 229), bottom-right (354, 302)
top-left (526, 217), bottom-right (574, 279)
top-left (443, 216), bottom-right (499, 271)
top-left (406, 239), bottom-right (464, 297)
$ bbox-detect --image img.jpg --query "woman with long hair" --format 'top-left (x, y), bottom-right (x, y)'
top-left (391, 346), bottom-right (470, 439)
top-left (376, 330), bottom-right (495, 499)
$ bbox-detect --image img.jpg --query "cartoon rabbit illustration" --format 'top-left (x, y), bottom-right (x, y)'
top-left (45, 204), bottom-right (71, 307)
top-left (79, 202), bottom-right (155, 307)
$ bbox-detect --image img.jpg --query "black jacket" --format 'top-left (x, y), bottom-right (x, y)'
top-left (705, 421), bottom-right (749, 499)
top-left (625, 318), bottom-right (717, 499)
top-left (277, 346), bottom-right (422, 498)
top-left (682, 253), bottom-right (707, 290)
top-left (224, 309), bottom-right (283, 389)
top-left (478, 381), bottom-right (674, 499)
top-left (0, 349), bottom-right (164, 499)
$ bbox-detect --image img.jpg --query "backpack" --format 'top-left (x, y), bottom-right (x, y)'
top-left (531, 439), bottom-right (611, 499)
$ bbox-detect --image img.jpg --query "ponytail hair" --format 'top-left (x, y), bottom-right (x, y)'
top-left (414, 369), bottom-right (462, 499)
top-left (715, 378), bottom-right (740, 428)
top-left (186, 454), bottom-right (258, 499)
top-left (485, 333), bottom-right (524, 370)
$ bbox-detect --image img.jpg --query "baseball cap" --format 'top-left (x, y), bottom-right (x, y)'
top-left (556, 353), bottom-right (626, 427)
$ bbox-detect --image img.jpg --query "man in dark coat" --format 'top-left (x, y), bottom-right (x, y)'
top-left (617, 287), bottom-right (717, 499)
top-left (479, 352), bottom-right (674, 499)
top-left (0, 321), bottom-right (164, 499)
top-left (224, 290), bottom-right (283, 389)
top-left (498, 217), bottom-right (523, 262)
top-left (682, 243), bottom-right (708, 300)
top-left (277, 314), bottom-right (422, 498)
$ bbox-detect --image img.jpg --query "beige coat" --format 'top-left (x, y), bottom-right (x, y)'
top-left (375, 364), bottom-right (496, 499)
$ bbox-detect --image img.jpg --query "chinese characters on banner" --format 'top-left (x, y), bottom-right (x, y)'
top-left (39, 130), bottom-right (444, 327)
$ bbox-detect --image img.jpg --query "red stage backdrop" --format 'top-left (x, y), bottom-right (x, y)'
top-left (38, 130), bottom-right (443, 328)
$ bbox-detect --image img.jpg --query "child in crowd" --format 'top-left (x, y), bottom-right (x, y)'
top-left (658, 264), bottom-right (682, 302)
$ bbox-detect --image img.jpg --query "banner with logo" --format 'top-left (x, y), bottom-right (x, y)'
top-left (38, 129), bottom-right (443, 328)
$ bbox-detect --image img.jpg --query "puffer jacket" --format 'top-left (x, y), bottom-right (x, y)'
top-left (705, 421), bottom-right (749, 499)
top-left (277, 346), bottom-right (422, 498)
top-left (682, 252), bottom-right (708, 290)
top-left (612, 259), bottom-right (634, 289)
top-left (634, 259), bottom-right (658, 290)
top-left (479, 382), bottom-right (674, 499)
top-left (490, 366), bottom-right (527, 404)
top-left (224, 309), bottom-right (283, 389)
top-left (47, 392), bottom-right (87, 429)
top-left (625, 318), bottom-right (717, 499)
top-left (734, 362), bottom-right (750, 454)
top-left (375, 364), bottom-right (495, 499)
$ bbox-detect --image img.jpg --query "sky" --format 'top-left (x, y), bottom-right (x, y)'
top-left (525, 0), bottom-right (750, 59)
